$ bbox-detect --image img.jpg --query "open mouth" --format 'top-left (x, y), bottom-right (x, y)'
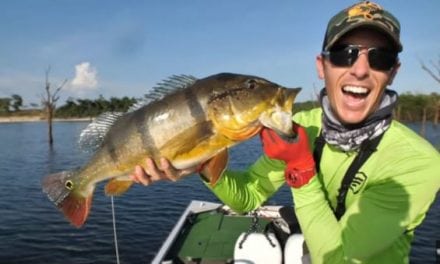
top-left (342, 85), bottom-right (370, 99)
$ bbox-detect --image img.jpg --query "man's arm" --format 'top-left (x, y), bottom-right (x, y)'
top-left (207, 155), bottom-right (287, 213)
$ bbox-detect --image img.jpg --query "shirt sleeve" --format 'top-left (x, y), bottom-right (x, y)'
top-left (206, 154), bottom-right (287, 213)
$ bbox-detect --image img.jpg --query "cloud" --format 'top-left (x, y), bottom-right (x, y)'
top-left (70, 62), bottom-right (98, 91)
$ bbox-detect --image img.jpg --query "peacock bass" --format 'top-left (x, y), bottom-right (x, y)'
top-left (42, 73), bottom-right (301, 227)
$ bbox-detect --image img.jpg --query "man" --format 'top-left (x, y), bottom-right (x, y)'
top-left (131, 1), bottom-right (440, 263)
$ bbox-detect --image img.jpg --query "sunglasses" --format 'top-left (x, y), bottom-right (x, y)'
top-left (321, 45), bottom-right (398, 71)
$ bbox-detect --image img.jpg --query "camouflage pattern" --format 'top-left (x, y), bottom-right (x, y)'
top-left (322, 1), bottom-right (402, 52)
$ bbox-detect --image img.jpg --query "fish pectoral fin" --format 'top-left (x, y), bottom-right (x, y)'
top-left (200, 149), bottom-right (229, 187)
top-left (105, 177), bottom-right (134, 196)
top-left (163, 121), bottom-right (214, 157)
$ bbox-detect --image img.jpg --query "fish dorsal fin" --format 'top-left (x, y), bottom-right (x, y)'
top-left (78, 74), bottom-right (198, 152)
top-left (78, 112), bottom-right (125, 152)
top-left (127, 74), bottom-right (198, 112)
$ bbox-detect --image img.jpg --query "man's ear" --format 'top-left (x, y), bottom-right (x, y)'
top-left (388, 61), bottom-right (401, 85)
top-left (316, 54), bottom-right (325, 80)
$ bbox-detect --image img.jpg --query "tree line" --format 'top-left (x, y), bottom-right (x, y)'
top-left (55, 96), bottom-right (137, 118)
top-left (0, 94), bottom-right (137, 118)
top-left (0, 94), bottom-right (23, 113)
top-left (0, 92), bottom-right (439, 124)
top-left (396, 92), bottom-right (440, 123)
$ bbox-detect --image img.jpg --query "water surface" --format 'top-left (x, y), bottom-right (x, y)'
top-left (0, 121), bottom-right (438, 263)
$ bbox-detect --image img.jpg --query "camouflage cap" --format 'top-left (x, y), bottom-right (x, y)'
top-left (322, 1), bottom-right (402, 52)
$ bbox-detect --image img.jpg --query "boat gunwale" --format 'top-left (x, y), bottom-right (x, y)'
top-left (151, 200), bottom-right (223, 264)
top-left (151, 200), bottom-right (285, 263)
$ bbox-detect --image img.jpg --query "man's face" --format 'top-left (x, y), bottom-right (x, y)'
top-left (316, 28), bottom-right (400, 125)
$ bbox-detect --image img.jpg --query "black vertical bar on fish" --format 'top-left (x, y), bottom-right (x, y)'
top-left (184, 87), bottom-right (206, 121)
top-left (132, 106), bottom-right (161, 157)
top-left (105, 141), bottom-right (120, 164)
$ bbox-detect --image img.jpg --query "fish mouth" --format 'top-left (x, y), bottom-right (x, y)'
top-left (259, 106), bottom-right (294, 137)
top-left (259, 86), bottom-right (301, 137)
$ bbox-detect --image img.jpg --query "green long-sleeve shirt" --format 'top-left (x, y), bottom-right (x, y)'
top-left (207, 108), bottom-right (440, 263)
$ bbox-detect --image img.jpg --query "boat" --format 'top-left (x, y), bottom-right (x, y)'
top-left (152, 200), bottom-right (306, 264)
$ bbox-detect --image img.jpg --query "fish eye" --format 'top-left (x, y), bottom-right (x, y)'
top-left (65, 180), bottom-right (74, 190)
top-left (247, 79), bottom-right (257, 89)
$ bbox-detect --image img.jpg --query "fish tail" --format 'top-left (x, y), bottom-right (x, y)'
top-left (42, 170), bottom-right (93, 228)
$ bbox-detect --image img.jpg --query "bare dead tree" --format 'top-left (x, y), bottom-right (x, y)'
top-left (41, 66), bottom-right (67, 145)
top-left (420, 55), bottom-right (440, 125)
top-left (420, 55), bottom-right (440, 84)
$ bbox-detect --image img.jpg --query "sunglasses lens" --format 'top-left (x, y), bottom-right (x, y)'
top-left (325, 45), bottom-right (397, 71)
top-left (368, 49), bottom-right (397, 71)
top-left (328, 46), bottom-right (359, 67)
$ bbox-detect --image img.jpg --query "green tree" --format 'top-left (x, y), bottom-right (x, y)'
top-left (0, 97), bottom-right (11, 113)
top-left (11, 94), bottom-right (23, 111)
top-left (55, 95), bottom-right (137, 118)
top-left (398, 93), bottom-right (428, 122)
top-left (56, 98), bottom-right (78, 117)
top-left (96, 95), bottom-right (110, 112)
top-left (429, 92), bottom-right (440, 124)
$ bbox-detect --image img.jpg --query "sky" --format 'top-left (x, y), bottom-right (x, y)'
top-left (0, 0), bottom-right (439, 106)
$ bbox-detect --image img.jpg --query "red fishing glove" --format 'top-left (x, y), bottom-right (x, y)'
top-left (260, 124), bottom-right (316, 188)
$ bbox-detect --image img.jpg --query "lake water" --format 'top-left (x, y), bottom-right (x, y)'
top-left (0, 121), bottom-right (438, 264)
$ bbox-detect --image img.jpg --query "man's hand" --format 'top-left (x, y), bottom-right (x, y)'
top-left (129, 157), bottom-right (197, 186)
top-left (260, 124), bottom-right (316, 188)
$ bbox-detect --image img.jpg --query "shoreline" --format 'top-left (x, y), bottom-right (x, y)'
top-left (0, 116), bottom-right (93, 123)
